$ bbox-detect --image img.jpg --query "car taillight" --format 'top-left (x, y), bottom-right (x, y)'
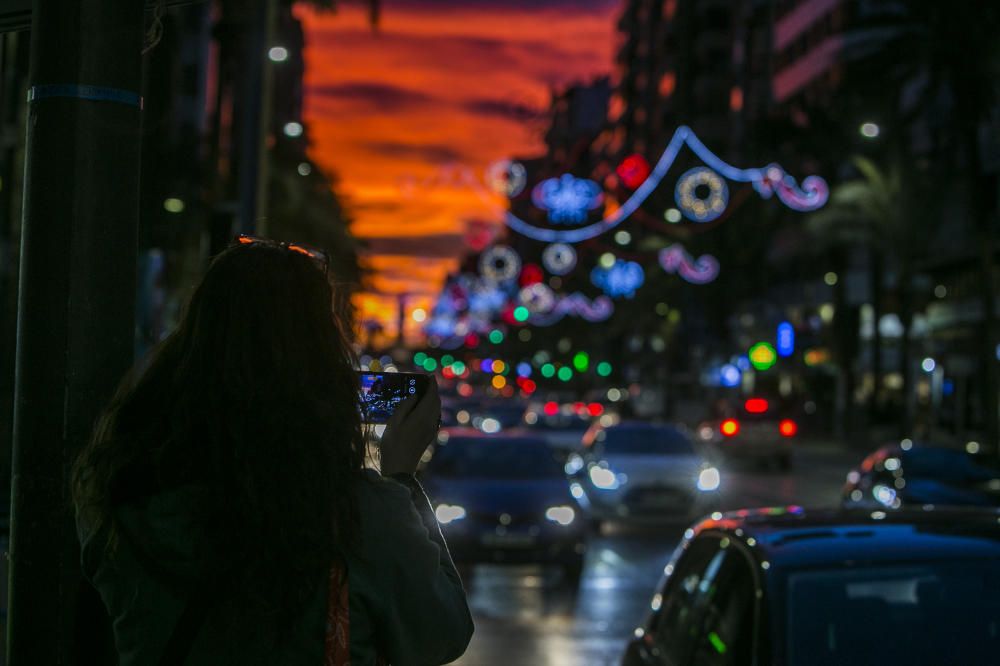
top-left (779, 419), bottom-right (798, 437)
top-left (744, 398), bottom-right (768, 414)
top-left (721, 419), bottom-right (739, 436)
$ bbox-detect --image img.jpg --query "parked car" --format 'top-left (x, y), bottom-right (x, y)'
top-left (622, 506), bottom-right (1000, 665)
top-left (568, 421), bottom-right (721, 527)
top-left (419, 429), bottom-right (586, 580)
top-left (842, 441), bottom-right (1000, 509)
top-left (526, 411), bottom-right (592, 458)
top-left (697, 397), bottom-right (796, 470)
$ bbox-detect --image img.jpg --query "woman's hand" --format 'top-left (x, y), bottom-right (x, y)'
top-left (379, 378), bottom-right (441, 476)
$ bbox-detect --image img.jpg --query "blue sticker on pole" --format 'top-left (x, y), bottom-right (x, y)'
top-left (776, 321), bottom-right (794, 357)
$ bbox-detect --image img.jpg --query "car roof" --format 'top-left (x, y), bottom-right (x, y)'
top-left (692, 506), bottom-right (1000, 569)
top-left (439, 427), bottom-right (547, 446)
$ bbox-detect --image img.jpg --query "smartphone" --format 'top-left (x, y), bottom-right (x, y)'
top-left (357, 371), bottom-right (430, 424)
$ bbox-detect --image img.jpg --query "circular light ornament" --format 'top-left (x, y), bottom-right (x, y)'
top-left (542, 243), bottom-right (577, 275)
top-left (518, 282), bottom-right (556, 314)
top-left (485, 159), bottom-right (528, 197)
top-left (749, 342), bottom-right (777, 371)
top-left (479, 245), bottom-right (521, 283)
top-left (675, 167), bottom-right (729, 222)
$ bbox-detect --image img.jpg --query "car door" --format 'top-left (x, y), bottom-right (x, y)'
top-left (623, 534), bottom-right (762, 665)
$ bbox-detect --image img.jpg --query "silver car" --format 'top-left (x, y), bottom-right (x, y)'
top-left (567, 421), bottom-right (721, 528)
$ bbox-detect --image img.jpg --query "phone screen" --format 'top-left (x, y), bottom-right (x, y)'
top-left (357, 372), bottom-right (428, 424)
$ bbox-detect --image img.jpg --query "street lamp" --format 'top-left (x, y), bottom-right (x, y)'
top-left (860, 122), bottom-right (880, 138)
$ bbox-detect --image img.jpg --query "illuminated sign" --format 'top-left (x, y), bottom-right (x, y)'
top-left (777, 321), bottom-right (795, 357)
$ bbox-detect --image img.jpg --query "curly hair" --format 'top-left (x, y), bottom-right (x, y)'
top-left (72, 241), bottom-right (365, 632)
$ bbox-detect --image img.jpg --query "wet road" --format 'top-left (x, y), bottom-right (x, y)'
top-left (452, 441), bottom-right (859, 666)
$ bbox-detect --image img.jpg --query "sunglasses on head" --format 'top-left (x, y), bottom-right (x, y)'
top-left (234, 234), bottom-right (330, 274)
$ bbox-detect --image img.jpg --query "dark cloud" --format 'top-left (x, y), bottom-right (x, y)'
top-left (384, 0), bottom-right (617, 11)
top-left (306, 82), bottom-right (435, 108)
top-left (363, 141), bottom-right (466, 163)
top-left (367, 234), bottom-right (466, 258)
top-left (463, 97), bottom-right (543, 122)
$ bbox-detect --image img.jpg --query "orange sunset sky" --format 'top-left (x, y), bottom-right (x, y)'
top-left (296, 0), bottom-right (620, 343)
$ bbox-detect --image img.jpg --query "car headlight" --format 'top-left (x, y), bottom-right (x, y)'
top-left (545, 505), bottom-right (576, 526)
top-left (564, 453), bottom-right (585, 475)
top-left (435, 504), bottom-right (467, 524)
top-left (697, 467), bottom-right (721, 492)
top-left (589, 465), bottom-right (620, 490)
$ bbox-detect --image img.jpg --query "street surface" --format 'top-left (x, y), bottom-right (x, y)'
top-left (453, 441), bottom-right (858, 666)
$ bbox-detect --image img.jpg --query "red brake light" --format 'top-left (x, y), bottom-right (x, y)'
top-left (543, 401), bottom-right (559, 416)
top-left (779, 419), bottom-right (798, 437)
top-left (587, 402), bottom-right (604, 417)
top-left (721, 419), bottom-right (739, 436)
top-left (744, 398), bottom-right (768, 414)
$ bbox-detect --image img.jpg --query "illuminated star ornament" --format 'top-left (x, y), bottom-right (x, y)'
top-left (591, 259), bottom-right (645, 299)
top-left (531, 174), bottom-right (604, 224)
top-left (505, 125), bottom-right (828, 243)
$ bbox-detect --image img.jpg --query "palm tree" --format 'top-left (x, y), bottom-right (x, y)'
top-left (807, 156), bottom-right (922, 435)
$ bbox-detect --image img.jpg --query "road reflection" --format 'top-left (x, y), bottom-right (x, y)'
top-left (454, 444), bottom-right (857, 665)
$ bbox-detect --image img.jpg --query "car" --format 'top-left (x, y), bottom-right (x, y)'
top-left (568, 421), bottom-right (721, 527)
top-left (525, 410), bottom-right (593, 458)
top-left (697, 397), bottom-right (797, 470)
top-left (419, 429), bottom-right (586, 580)
top-left (622, 506), bottom-right (1000, 665)
top-left (842, 441), bottom-right (1000, 509)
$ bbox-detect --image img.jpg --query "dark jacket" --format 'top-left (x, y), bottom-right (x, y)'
top-left (78, 469), bottom-right (474, 665)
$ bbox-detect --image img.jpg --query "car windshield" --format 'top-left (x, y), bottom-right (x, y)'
top-left (599, 425), bottom-right (694, 455)
top-left (428, 437), bottom-right (564, 479)
top-left (785, 559), bottom-right (1000, 665)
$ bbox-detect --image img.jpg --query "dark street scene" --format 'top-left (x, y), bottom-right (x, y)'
top-left (0, 0), bottom-right (999, 664)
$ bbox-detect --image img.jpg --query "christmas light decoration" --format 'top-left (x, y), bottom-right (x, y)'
top-left (658, 244), bottom-right (720, 284)
top-left (749, 342), bottom-right (777, 371)
top-left (777, 321), bottom-right (795, 357)
top-left (504, 125), bottom-right (828, 243)
top-left (616, 154), bottom-right (651, 189)
top-left (542, 243), bottom-right (577, 275)
top-left (518, 282), bottom-right (557, 314)
top-left (485, 159), bottom-right (527, 197)
top-left (528, 293), bottom-right (614, 326)
top-left (591, 259), bottom-right (645, 299)
top-left (519, 263), bottom-right (544, 286)
top-left (479, 245), bottom-right (521, 283)
top-left (531, 174), bottom-right (603, 224)
top-left (675, 167), bottom-right (728, 222)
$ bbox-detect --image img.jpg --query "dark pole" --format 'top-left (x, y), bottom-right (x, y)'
top-left (8, 0), bottom-right (143, 663)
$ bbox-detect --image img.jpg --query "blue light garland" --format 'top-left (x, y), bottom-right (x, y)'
top-left (504, 125), bottom-right (829, 243)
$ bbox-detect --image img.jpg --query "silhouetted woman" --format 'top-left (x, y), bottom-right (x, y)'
top-left (72, 239), bottom-right (473, 665)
